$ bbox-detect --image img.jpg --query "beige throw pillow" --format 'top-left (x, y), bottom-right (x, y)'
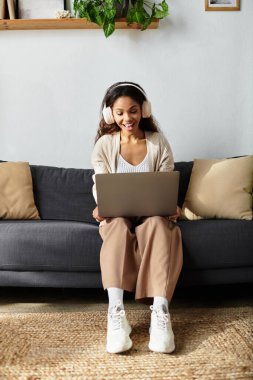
top-left (0, 161), bottom-right (40, 220)
top-left (182, 156), bottom-right (253, 220)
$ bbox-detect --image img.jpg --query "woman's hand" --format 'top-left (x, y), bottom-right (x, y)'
top-left (168, 206), bottom-right (182, 222)
top-left (92, 206), bottom-right (105, 222)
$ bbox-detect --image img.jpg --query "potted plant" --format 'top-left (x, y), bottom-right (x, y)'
top-left (73, 0), bottom-right (169, 38)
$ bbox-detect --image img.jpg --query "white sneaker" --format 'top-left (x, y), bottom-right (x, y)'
top-left (106, 301), bottom-right (132, 354)
top-left (148, 305), bottom-right (175, 353)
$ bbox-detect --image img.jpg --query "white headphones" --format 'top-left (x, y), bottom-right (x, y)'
top-left (102, 83), bottom-right (152, 125)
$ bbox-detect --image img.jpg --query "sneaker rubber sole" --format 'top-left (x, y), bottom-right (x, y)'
top-left (148, 340), bottom-right (175, 354)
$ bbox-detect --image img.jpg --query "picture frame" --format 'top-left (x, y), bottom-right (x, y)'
top-left (205, 0), bottom-right (240, 11)
top-left (17, 0), bottom-right (65, 19)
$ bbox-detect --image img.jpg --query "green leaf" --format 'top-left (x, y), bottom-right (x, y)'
top-left (133, 10), bottom-right (144, 24)
top-left (104, 7), bottom-right (116, 19)
top-left (126, 7), bottom-right (136, 23)
top-left (127, 0), bottom-right (144, 23)
top-left (74, 1), bottom-right (88, 18)
top-left (141, 15), bottom-right (152, 30)
top-left (89, 5), bottom-right (104, 25)
top-left (104, 0), bottom-right (114, 8)
top-left (154, 0), bottom-right (168, 19)
top-left (103, 19), bottom-right (115, 37)
top-left (161, 0), bottom-right (169, 13)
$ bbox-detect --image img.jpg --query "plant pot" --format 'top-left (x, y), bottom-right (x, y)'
top-left (66, 0), bottom-right (79, 17)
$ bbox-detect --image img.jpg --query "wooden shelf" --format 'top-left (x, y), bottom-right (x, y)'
top-left (0, 18), bottom-right (159, 31)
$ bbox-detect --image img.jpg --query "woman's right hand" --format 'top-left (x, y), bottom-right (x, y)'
top-left (92, 206), bottom-right (105, 222)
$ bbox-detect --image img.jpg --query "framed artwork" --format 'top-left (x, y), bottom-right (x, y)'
top-left (17, 0), bottom-right (65, 19)
top-left (205, 0), bottom-right (240, 11)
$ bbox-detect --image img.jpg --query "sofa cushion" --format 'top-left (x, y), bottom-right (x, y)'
top-left (182, 156), bottom-right (253, 220)
top-left (30, 165), bottom-right (97, 224)
top-left (178, 219), bottom-right (253, 270)
top-left (0, 220), bottom-right (102, 272)
top-left (0, 162), bottom-right (40, 220)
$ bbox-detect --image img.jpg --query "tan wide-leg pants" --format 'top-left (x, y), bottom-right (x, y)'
top-left (99, 216), bottom-right (183, 302)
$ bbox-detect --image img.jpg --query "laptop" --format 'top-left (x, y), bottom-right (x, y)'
top-left (95, 171), bottom-right (180, 218)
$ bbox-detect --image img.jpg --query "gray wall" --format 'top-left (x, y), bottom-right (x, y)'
top-left (1, 0), bottom-right (252, 168)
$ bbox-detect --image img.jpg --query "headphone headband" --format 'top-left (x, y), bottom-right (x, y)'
top-left (110, 83), bottom-right (148, 99)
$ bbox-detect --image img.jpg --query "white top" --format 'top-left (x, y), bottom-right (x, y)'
top-left (116, 154), bottom-right (150, 173)
top-left (91, 131), bottom-right (174, 202)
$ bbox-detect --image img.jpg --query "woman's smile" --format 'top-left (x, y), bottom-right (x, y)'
top-left (123, 122), bottom-right (134, 131)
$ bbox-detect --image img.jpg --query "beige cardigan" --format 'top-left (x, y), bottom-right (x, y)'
top-left (91, 131), bottom-right (174, 202)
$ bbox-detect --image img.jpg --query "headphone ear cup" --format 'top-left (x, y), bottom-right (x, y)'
top-left (142, 100), bottom-right (152, 118)
top-left (102, 106), bottom-right (115, 124)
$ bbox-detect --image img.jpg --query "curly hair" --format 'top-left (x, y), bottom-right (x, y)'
top-left (95, 81), bottom-right (159, 143)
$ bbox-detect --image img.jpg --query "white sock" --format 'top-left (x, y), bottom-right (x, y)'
top-left (153, 296), bottom-right (169, 312)
top-left (107, 287), bottom-right (124, 311)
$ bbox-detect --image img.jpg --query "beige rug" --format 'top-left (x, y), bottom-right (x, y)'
top-left (0, 307), bottom-right (252, 380)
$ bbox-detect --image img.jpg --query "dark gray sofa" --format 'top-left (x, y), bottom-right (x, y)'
top-left (0, 162), bottom-right (252, 288)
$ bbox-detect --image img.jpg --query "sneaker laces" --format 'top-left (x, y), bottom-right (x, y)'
top-left (109, 301), bottom-right (125, 331)
top-left (150, 305), bottom-right (169, 331)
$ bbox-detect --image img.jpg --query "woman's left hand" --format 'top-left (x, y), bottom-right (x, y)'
top-left (92, 206), bottom-right (105, 222)
top-left (168, 206), bottom-right (181, 222)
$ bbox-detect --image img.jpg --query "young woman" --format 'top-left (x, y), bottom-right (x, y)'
top-left (91, 82), bottom-right (183, 354)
